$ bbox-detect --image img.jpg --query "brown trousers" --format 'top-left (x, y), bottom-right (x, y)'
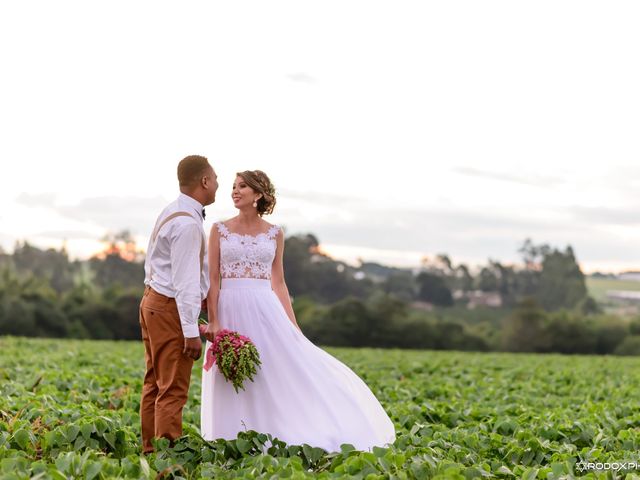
top-left (139, 286), bottom-right (194, 453)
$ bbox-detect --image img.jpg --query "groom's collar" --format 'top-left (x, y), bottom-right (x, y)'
top-left (178, 193), bottom-right (205, 221)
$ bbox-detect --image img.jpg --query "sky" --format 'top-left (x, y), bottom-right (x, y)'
top-left (1, 1), bottom-right (639, 273)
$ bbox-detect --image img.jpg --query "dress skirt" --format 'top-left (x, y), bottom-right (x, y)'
top-left (200, 278), bottom-right (396, 453)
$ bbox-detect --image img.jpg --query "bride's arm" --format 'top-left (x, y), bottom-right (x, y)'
top-left (271, 229), bottom-right (302, 332)
top-left (204, 226), bottom-right (222, 341)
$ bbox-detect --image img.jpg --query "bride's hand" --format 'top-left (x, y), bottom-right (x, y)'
top-left (204, 323), bottom-right (220, 343)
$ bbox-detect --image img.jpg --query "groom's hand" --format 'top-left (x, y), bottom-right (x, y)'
top-left (183, 337), bottom-right (202, 360)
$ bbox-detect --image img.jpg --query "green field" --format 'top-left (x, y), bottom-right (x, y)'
top-left (2, 337), bottom-right (640, 479)
top-left (587, 277), bottom-right (640, 303)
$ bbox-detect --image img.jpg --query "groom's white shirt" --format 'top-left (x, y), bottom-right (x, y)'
top-left (144, 193), bottom-right (209, 338)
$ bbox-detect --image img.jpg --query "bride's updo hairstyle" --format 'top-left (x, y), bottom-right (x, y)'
top-left (236, 170), bottom-right (276, 216)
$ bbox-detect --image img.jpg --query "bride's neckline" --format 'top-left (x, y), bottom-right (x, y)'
top-left (218, 221), bottom-right (278, 239)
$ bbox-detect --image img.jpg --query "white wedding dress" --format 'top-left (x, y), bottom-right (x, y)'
top-left (200, 222), bottom-right (396, 452)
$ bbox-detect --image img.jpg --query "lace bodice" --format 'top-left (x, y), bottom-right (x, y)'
top-left (216, 222), bottom-right (280, 279)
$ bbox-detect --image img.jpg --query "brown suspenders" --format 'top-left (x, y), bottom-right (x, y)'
top-left (148, 212), bottom-right (205, 282)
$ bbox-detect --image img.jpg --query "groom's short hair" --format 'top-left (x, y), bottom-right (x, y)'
top-left (178, 155), bottom-right (211, 188)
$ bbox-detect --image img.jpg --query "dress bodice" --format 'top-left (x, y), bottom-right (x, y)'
top-left (216, 222), bottom-right (280, 280)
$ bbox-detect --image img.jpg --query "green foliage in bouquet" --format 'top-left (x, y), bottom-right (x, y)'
top-left (203, 329), bottom-right (262, 393)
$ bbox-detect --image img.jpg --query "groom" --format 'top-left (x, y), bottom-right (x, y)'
top-left (139, 154), bottom-right (218, 453)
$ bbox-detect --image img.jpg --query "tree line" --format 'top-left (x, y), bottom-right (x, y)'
top-left (1, 232), bottom-right (639, 355)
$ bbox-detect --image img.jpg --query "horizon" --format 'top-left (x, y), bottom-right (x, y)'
top-left (3, 227), bottom-right (636, 277)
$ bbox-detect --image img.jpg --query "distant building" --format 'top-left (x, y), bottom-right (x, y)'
top-left (410, 301), bottom-right (434, 312)
top-left (453, 290), bottom-right (503, 309)
top-left (618, 272), bottom-right (640, 282)
top-left (606, 290), bottom-right (640, 303)
top-left (467, 291), bottom-right (503, 309)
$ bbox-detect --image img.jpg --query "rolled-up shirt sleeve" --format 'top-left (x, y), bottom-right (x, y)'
top-left (170, 223), bottom-right (203, 338)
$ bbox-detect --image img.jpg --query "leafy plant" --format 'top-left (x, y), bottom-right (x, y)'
top-left (2, 336), bottom-right (640, 478)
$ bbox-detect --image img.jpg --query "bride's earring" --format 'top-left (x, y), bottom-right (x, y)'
top-left (252, 199), bottom-right (258, 208)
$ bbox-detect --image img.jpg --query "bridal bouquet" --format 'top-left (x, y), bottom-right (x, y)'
top-left (199, 325), bottom-right (262, 393)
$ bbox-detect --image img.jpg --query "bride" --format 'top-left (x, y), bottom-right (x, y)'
top-left (200, 170), bottom-right (396, 453)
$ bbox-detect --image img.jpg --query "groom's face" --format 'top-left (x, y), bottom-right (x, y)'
top-left (204, 166), bottom-right (219, 205)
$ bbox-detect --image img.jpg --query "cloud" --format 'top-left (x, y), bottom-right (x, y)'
top-left (286, 72), bottom-right (316, 84)
top-left (16, 192), bottom-right (58, 207)
top-left (598, 166), bottom-right (640, 200)
top-left (296, 207), bottom-right (640, 268)
top-left (277, 187), bottom-right (583, 256)
top-left (34, 230), bottom-right (102, 240)
top-left (278, 188), bottom-right (365, 205)
top-left (53, 196), bottom-right (168, 234)
top-left (11, 189), bottom-right (640, 270)
top-left (15, 193), bottom-right (169, 235)
top-left (567, 235), bottom-right (640, 264)
top-left (452, 166), bottom-right (564, 188)
top-left (275, 187), bottom-right (640, 268)
top-left (281, 199), bottom-right (585, 264)
top-left (569, 206), bottom-right (640, 226)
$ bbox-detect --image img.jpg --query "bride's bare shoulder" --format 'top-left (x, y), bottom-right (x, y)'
top-left (210, 217), bottom-right (237, 235)
top-left (260, 219), bottom-right (276, 229)
top-left (221, 217), bottom-right (240, 228)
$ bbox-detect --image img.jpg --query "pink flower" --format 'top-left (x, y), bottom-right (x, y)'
top-left (201, 327), bottom-right (262, 393)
